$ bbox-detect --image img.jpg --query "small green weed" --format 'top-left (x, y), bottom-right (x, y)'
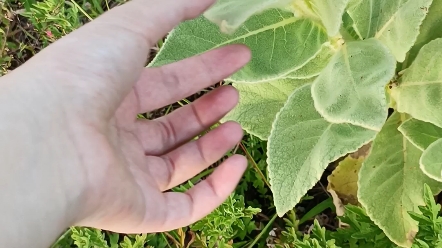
top-left (190, 194), bottom-right (261, 248)
top-left (409, 184), bottom-right (442, 248)
top-left (20, 0), bottom-right (81, 45)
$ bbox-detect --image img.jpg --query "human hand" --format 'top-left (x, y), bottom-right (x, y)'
top-left (0, 0), bottom-right (251, 246)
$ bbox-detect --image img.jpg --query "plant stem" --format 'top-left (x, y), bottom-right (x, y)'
top-left (69, 0), bottom-right (93, 21)
top-left (239, 142), bottom-right (271, 189)
top-left (247, 213), bottom-right (278, 248)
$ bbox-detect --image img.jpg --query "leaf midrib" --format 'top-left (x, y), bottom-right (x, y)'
top-left (213, 16), bottom-right (297, 49)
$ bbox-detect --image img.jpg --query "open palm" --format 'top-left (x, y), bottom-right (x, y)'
top-left (1, 0), bottom-right (251, 241)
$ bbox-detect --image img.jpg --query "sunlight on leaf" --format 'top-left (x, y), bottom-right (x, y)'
top-left (223, 78), bottom-right (312, 140)
top-left (150, 10), bottom-right (328, 83)
top-left (203, 0), bottom-right (292, 34)
top-left (391, 38), bottom-right (442, 128)
top-left (358, 112), bottom-right (442, 247)
top-left (268, 84), bottom-right (376, 216)
top-left (347, 0), bottom-right (433, 62)
top-left (311, 38), bottom-right (396, 131)
top-left (399, 118), bottom-right (442, 151)
top-left (309, 0), bottom-right (349, 36)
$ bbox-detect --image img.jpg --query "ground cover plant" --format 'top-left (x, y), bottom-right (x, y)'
top-left (3, 0), bottom-right (442, 247)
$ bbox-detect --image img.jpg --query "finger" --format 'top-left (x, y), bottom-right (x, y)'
top-left (135, 45), bottom-right (251, 113)
top-left (143, 121), bottom-right (243, 191)
top-left (14, 0), bottom-right (217, 118)
top-left (137, 86), bottom-right (239, 155)
top-left (157, 155), bottom-right (247, 231)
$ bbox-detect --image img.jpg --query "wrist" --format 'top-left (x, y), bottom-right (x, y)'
top-left (0, 80), bottom-right (84, 247)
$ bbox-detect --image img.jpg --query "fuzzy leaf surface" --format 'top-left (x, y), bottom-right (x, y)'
top-left (223, 79), bottom-right (311, 140)
top-left (358, 112), bottom-right (442, 247)
top-left (311, 38), bottom-right (396, 131)
top-left (150, 10), bottom-right (328, 83)
top-left (347, 0), bottom-right (433, 61)
top-left (398, 118), bottom-right (442, 151)
top-left (404, 0), bottom-right (442, 67)
top-left (268, 84), bottom-right (376, 216)
top-left (392, 38), bottom-right (442, 128)
top-left (284, 43), bottom-right (335, 80)
top-left (420, 139), bottom-right (442, 182)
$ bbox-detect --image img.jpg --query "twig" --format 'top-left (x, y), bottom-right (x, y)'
top-left (239, 142), bottom-right (271, 189)
top-left (163, 231), bottom-right (181, 247)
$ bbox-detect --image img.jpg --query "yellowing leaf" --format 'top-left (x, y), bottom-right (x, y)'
top-left (328, 156), bottom-right (364, 206)
top-left (358, 112), bottom-right (442, 247)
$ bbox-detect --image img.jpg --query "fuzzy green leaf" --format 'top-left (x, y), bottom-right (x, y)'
top-left (398, 118), bottom-right (442, 151)
top-left (223, 78), bottom-right (311, 140)
top-left (403, 0), bottom-right (442, 68)
top-left (203, 0), bottom-right (292, 34)
top-left (309, 0), bottom-right (349, 36)
top-left (420, 139), bottom-right (442, 182)
top-left (268, 84), bottom-right (376, 216)
top-left (311, 38), bottom-right (396, 131)
top-left (391, 38), bottom-right (442, 128)
top-left (347, 0), bottom-right (433, 62)
top-left (150, 10), bottom-right (328, 83)
top-left (284, 43), bottom-right (335, 80)
top-left (358, 112), bottom-right (442, 247)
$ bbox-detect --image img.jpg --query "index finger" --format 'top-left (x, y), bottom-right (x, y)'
top-left (14, 0), bottom-right (217, 117)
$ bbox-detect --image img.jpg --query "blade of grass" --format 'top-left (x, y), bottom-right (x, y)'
top-left (69, 0), bottom-right (93, 21)
top-left (247, 213), bottom-right (277, 248)
top-left (299, 197), bottom-right (334, 225)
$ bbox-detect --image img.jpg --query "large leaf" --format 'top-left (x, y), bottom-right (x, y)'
top-left (203, 0), bottom-right (292, 34)
top-left (223, 78), bottom-right (311, 140)
top-left (309, 0), bottom-right (349, 36)
top-left (150, 10), bottom-right (328, 83)
top-left (391, 38), bottom-right (442, 128)
top-left (284, 43), bottom-right (335, 80)
top-left (311, 38), bottom-right (396, 131)
top-left (268, 84), bottom-right (376, 216)
top-left (398, 118), bottom-right (442, 151)
top-left (347, 0), bottom-right (433, 62)
top-left (403, 0), bottom-right (442, 68)
top-left (358, 112), bottom-right (442, 247)
top-left (420, 139), bottom-right (442, 182)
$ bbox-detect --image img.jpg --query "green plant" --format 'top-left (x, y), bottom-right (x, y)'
top-left (409, 184), bottom-right (442, 248)
top-left (150, 0), bottom-right (442, 246)
top-left (19, 0), bottom-right (85, 45)
top-left (1, 3), bottom-right (13, 75)
top-left (190, 193), bottom-right (261, 248)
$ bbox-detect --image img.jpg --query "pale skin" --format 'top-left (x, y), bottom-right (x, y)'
top-left (0, 0), bottom-right (252, 247)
